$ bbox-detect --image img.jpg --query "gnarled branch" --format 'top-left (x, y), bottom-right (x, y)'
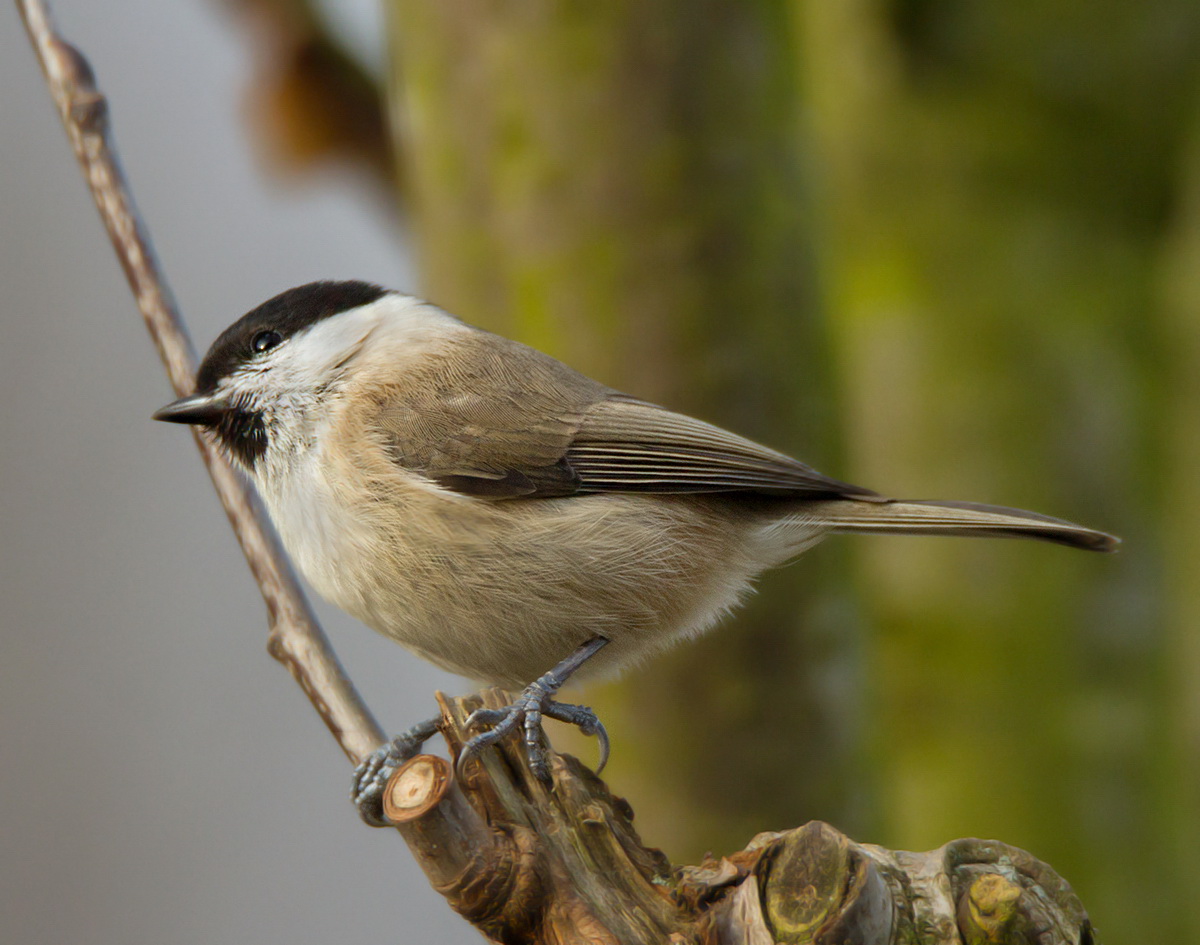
top-left (382, 690), bottom-right (1097, 945)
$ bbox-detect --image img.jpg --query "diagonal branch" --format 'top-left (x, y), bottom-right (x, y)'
top-left (15, 0), bottom-right (385, 764)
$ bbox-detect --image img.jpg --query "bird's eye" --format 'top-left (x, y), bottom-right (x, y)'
top-left (251, 330), bottom-right (283, 354)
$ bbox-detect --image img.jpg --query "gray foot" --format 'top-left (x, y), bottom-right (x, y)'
top-left (458, 637), bottom-right (610, 782)
top-left (352, 715), bottom-right (441, 827)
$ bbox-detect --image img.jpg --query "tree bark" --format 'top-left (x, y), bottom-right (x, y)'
top-left (382, 691), bottom-right (1096, 945)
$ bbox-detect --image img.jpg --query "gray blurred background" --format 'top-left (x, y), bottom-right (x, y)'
top-left (2, 2), bottom-right (476, 942)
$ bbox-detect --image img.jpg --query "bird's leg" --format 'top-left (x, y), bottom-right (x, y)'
top-left (459, 636), bottom-right (610, 783)
top-left (351, 715), bottom-right (442, 827)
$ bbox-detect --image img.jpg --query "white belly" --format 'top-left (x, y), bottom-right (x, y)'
top-left (259, 457), bottom-right (822, 689)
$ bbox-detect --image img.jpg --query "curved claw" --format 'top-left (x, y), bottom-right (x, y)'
top-left (456, 696), bottom-right (612, 781)
top-left (593, 719), bottom-right (611, 774)
top-left (464, 706), bottom-right (510, 728)
top-left (454, 637), bottom-right (612, 783)
top-left (352, 751), bottom-right (394, 827)
top-left (351, 716), bottom-right (440, 827)
top-left (541, 701), bottom-right (610, 774)
top-left (456, 719), bottom-right (511, 780)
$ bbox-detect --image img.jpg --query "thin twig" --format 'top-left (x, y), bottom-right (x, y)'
top-left (16, 0), bottom-right (385, 764)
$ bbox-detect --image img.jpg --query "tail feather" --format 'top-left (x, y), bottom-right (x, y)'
top-left (813, 498), bottom-right (1119, 553)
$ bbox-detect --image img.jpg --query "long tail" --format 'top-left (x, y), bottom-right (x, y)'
top-left (811, 498), bottom-right (1118, 552)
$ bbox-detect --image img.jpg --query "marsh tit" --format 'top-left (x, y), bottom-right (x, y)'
top-left (155, 281), bottom-right (1117, 814)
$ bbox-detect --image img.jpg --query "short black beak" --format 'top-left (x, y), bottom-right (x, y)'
top-left (153, 391), bottom-right (230, 425)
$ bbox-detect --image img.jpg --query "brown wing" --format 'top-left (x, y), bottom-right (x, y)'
top-left (566, 397), bottom-right (879, 498)
top-left (372, 331), bottom-right (604, 498)
top-left (373, 330), bottom-right (877, 501)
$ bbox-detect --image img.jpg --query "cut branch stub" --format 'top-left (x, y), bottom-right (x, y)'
top-left (374, 691), bottom-right (1097, 945)
top-left (383, 692), bottom-right (682, 944)
top-left (756, 821), bottom-right (894, 944)
top-left (383, 754), bottom-right (543, 937)
top-left (940, 838), bottom-right (1096, 945)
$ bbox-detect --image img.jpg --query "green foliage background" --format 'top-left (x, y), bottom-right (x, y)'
top-left (376, 3), bottom-right (1200, 940)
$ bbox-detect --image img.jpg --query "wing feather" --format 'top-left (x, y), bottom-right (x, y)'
top-left (370, 330), bottom-right (874, 501)
top-left (567, 399), bottom-right (879, 498)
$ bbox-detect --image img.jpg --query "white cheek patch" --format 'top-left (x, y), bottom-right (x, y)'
top-left (275, 294), bottom-right (465, 384)
top-left (283, 305), bottom-right (383, 384)
top-left (367, 294), bottom-right (469, 348)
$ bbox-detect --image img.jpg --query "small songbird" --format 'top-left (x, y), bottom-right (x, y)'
top-left (155, 281), bottom-right (1117, 816)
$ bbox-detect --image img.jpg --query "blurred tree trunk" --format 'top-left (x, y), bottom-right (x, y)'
top-left (1159, 86), bottom-right (1200, 945)
top-left (798, 2), bottom-right (1200, 942)
top-left (384, 0), bottom-right (870, 855)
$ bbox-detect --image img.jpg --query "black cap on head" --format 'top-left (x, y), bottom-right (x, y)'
top-left (195, 280), bottom-right (388, 392)
top-left (154, 281), bottom-right (388, 468)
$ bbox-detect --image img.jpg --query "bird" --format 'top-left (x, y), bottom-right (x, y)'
top-left (154, 280), bottom-right (1117, 818)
